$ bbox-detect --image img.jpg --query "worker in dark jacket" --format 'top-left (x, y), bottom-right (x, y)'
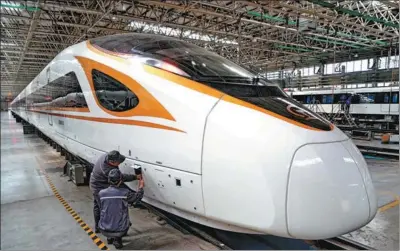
top-left (89, 150), bottom-right (141, 233)
top-left (345, 95), bottom-right (353, 112)
top-left (98, 168), bottom-right (145, 249)
top-left (340, 94), bottom-right (346, 110)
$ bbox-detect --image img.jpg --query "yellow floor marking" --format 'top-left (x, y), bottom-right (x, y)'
top-left (379, 197), bottom-right (400, 213)
top-left (33, 156), bottom-right (110, 250)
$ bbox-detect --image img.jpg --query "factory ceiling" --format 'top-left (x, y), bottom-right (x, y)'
top-left (1, 0), bottom-right (399, 98)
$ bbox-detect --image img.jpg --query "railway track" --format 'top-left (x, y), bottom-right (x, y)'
top-left (137, 202), bottom-right (232, 250)
top-left (313, 236), bottom-right (375, 250)
top-left (137, 203), bottom-right (375, 250)
top-left (337, 126), bottom-right (399, 135)
top-left (357, 144), bottom-right (399, 159)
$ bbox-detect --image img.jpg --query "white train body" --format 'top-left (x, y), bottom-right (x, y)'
top-left (287, 87), bottom-right (399, 116)
top-left (10, 34), bottom-right (377, 240)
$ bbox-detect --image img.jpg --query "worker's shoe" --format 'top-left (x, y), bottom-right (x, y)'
top-left (107, 238), bottom-right (114, 245)
top-left (113, 238), bottom-right (123, 249)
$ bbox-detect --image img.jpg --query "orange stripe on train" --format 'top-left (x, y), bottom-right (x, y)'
top-left (29, 107), bottom-right (90, 113)
top-left (31, 110), bottom-right (185, 133)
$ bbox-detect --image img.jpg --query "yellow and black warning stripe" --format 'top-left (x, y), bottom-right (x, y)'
top-left (43, 171), bottom-right (109, 250)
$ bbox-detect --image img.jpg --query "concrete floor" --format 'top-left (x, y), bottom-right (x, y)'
top-left (342, 158), bottom-right (399, 250)
top-left (353, 139), bottom-right (399, 151)
top-left (1, 113), bottom-right (97, 250)
top-left (1, 111), bottom-right (398, 250)
top-left (1, 111), bottom-right (217, 250)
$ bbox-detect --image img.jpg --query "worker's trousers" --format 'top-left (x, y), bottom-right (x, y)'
top-left (93, 192), bottom-right (101, 229)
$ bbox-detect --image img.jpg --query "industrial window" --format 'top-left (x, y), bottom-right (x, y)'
top-left (28, 71), bottom-right (88, 109)
top-left (91, 69), bottom-right (139, 112)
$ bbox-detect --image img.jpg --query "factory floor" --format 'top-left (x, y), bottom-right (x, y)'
top-left (353, 138), bottom-right (399, 151)
top-left (0, 111), bottom-right (217, 250)
top-left (1, 110), bottom-right (399, 250)
top-left (342, 157), bottom-right (399, 250)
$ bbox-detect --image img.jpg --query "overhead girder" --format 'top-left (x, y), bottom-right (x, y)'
top-left (1, 0), bottom-right (398, 99)
top-left (3, 1), bottom-right (392, 50)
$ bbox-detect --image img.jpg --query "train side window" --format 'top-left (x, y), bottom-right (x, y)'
top-left (383, 93), bottom-right (390, 103)
top-left (333, 94), bottom-right (341, 103)
top-left (374, 92), bottom-right (384, 103)
top-left (326, 95), bottom-right (333, 104)
top-left (367, 94), bottom-right (375, 102)
top-left (92, 69), bottom-right (139, 112)
top-left (393, 93), bottom-right (398, 103)
top-left (61, 72), bottom-right (88, 108)
top-left (28, 71), bottom-right (88, 109)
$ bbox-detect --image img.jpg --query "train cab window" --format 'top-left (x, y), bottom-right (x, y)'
top-left (92, 69), bottom-right (139, 112)
top-left (90, 33), bottom-right (254, 80)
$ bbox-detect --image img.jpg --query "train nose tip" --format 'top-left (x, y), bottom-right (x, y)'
top-left (286, 140), bottom-right (377, 240)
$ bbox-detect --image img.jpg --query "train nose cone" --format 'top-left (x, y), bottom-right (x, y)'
top-left (286, 139), bottom-right (377, 240)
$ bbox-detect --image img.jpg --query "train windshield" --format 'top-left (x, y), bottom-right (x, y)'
top-left (90, 33), bottom-right (285, 97)
top-left (91, 33), bottom-right (253, 78)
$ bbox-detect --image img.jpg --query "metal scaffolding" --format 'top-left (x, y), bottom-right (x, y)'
top-left (1, 0), bottom-right (399, 99)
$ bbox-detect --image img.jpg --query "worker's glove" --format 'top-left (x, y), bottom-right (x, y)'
top-left (129, 188), bottom-right (144, 208)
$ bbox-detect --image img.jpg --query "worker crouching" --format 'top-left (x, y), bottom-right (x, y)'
top-left (98, 168), bottom-right (145, 249)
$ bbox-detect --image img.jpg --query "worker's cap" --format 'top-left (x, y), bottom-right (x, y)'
top-left (108, 169), bottom-right (122, 185)
top-left (107, 150), bottom-right (126, 163)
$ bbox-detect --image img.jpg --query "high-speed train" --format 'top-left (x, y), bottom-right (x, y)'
top-left (10, 33), bottom-right (377, 240)
top-left (286, 86), bottom-right (399, 115)
top-left (285, 86), bottom-right (399, 129)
